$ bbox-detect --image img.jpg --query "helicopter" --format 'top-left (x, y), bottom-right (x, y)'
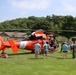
top-left (0, 29), bottom-right (57, 53)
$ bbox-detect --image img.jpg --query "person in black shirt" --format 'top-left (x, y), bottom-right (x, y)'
top-left (72, 41), bottom-right (76, 59)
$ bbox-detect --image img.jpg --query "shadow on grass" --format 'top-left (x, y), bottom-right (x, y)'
top-left (48, 55), bottom-right (72, 59)
top-left (28, 57), bottom-right (43, 60)
top-left (57, 57), bottom-right (72, 59)
top-left (48, 55), bottom-right (59, 58)
top-left (8, 52), bottom-right (33, 56)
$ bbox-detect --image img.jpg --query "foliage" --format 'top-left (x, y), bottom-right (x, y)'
top-left (57, 36), bottom-right (68, 42)
top-left (0, 15), bottom-right (76, 38)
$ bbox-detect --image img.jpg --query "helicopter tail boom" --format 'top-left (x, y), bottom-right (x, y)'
top-left (0, 36), bottom-right (6, 50)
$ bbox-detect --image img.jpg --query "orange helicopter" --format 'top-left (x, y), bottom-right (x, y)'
top-left (0, 30), bottom-right (57, 53)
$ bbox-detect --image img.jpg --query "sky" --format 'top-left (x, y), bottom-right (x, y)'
top-left (0, 0), bottom-right (76, 22)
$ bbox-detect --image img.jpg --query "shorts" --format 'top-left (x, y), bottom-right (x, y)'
top-left (43, 51), bottom-right (48, 54)
top-left (35, 51), bottom-right (39, 54)
top-left (70, 47), bottom-right (73, 50)
top-left (63, 51), bottom-right (68, 53)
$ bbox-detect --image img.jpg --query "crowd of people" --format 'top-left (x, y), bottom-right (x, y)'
top-left (34, 36), bottom-right (58, 59)
top-left (34, 39), bottom-right (76, 59)
top-left (60, 40), bottom-right (76, 59)
top-left (0, 39), bottom-right (76, 59)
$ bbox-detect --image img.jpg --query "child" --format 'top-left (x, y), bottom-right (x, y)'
top-left (0, 50), bottom-right (8, 58)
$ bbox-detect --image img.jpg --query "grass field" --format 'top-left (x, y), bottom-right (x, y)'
top-left (0, 47), bottom-right (76, 75)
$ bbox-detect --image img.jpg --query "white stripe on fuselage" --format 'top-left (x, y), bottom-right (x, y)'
top-left (19, 41), bottom-right (28, 49)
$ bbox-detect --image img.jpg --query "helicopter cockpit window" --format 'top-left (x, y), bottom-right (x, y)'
top-left (29, 35), bottom-right (43, 40)
top-left (22, 34), bottom-right (43, 41)
top-left (29, 35), bottom-right (36, 40)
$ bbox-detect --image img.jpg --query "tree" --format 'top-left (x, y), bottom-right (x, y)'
top-left (61, 16), bottom-right (74, 39)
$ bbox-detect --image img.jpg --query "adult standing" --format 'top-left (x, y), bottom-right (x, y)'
top-left (72, 41), bottom-right (76, 59)
top-left (62, 42), bottom-right (68, 58)
top-left (70, 41), bottom-right (74, 50)
top-left (34, 42), bottom-right (41, 59)
top-left (43, 41), bottom-right (50, 58)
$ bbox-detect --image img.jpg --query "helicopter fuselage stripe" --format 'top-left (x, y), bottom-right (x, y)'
top-left (19, 41), bottom-right (28, 49)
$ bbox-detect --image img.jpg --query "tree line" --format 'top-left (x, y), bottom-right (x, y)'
top-left (0, 14), bottom-right (76, 39)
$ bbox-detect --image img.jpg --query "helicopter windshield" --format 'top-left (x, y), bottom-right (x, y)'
top-left (22, 35), bottom-right (43, 41)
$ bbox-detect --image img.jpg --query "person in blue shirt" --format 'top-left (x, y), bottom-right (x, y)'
top-left (62, 42), bottom-right (68, 58)
top-left (34, 42), bottom-right (41, 59)
top-left (43, 41), bottom-right (50, 58)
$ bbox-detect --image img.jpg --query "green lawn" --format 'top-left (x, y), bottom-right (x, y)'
top-left (0, 48), bottom-right (76, 75)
